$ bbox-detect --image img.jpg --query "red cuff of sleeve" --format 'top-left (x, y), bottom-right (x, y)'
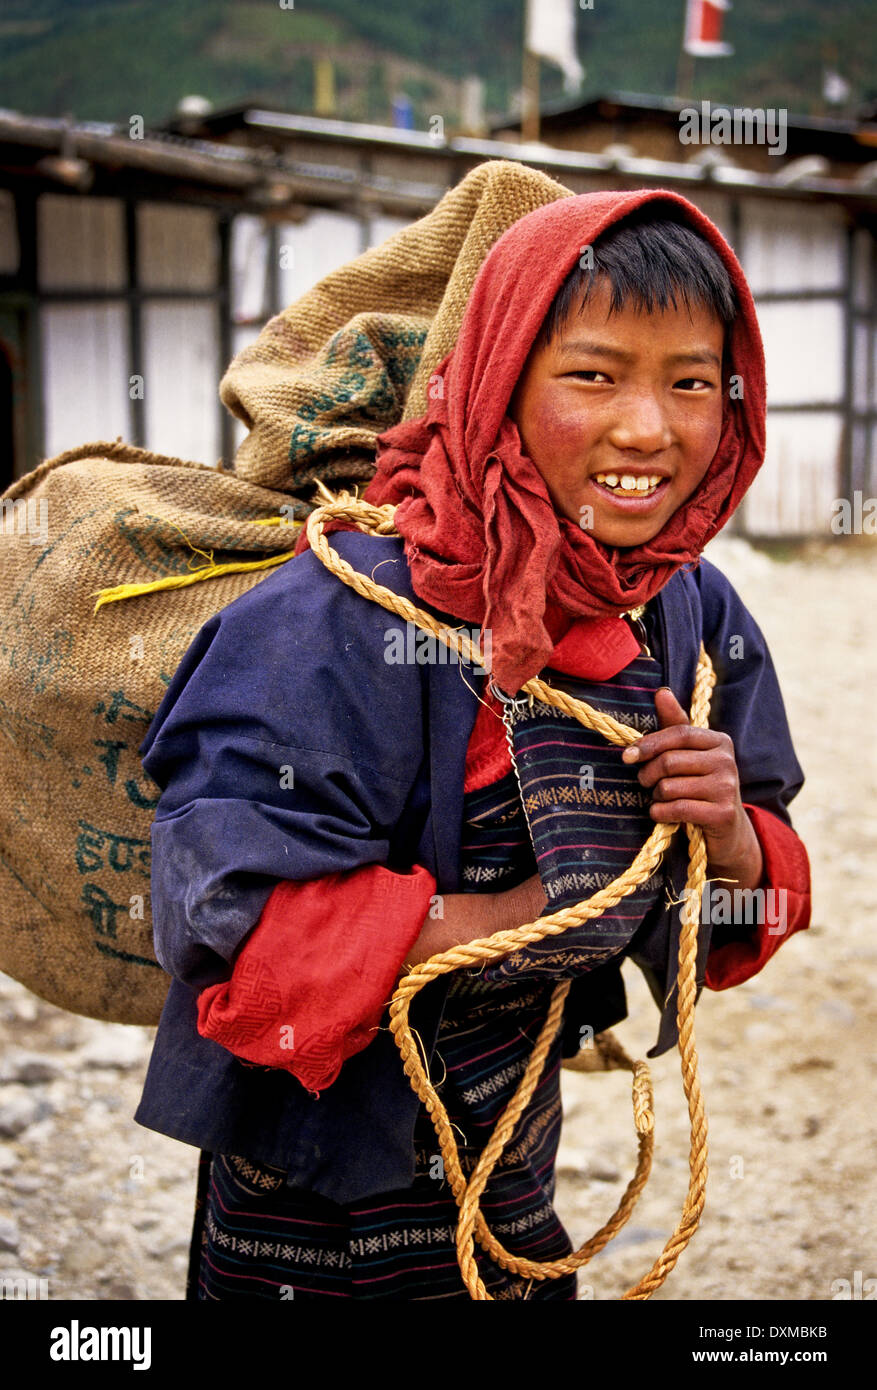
top-left (704, 803), bottom-right (811, 991)
top-left (196, 863), bottom-right (436, 1093)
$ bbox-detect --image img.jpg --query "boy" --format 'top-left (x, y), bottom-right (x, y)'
top-left (135, 188), bottom-right (810, 1299)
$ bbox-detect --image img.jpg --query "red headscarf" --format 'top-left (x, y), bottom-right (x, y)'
top-left (301, 187), bottom-right (766, 695)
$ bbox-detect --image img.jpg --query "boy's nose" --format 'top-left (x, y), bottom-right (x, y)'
top-left (607, 393), bottom-right (672, 455)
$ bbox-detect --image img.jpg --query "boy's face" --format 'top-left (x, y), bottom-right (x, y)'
top-left (508, 278), bottom-right (726, 549)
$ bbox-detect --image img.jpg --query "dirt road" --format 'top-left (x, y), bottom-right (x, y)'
top-left (556, 535), bottom-right (877, 1301)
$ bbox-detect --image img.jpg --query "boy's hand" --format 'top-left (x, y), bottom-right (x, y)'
top-left (622, 686), bottom-right (764, 890)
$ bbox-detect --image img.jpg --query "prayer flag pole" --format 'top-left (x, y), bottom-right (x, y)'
top-left (522, 41), bottom-right (541, 143)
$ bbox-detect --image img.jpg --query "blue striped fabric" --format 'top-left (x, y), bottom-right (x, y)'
top-left (188, 972), bottom-right (574, 1301)
top-left (469, 651), bottom-right (666, 982)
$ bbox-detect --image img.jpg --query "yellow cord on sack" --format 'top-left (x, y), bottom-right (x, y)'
top-left (305, 493), bottom-right (716, 1302)
top-left (91, 514), bottom-right (302, 614)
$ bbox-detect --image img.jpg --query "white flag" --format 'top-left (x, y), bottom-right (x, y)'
top-left (526, 0), bottom-right (584, 92)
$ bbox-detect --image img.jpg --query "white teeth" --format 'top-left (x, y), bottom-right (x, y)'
top-left (594, 472), bottom-right (666, 494)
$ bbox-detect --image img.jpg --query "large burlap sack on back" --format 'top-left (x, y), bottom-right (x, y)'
top-left (0, 159), bottom-right (572, 1025)
top-left (0, 442), bottom-right (299, 1024)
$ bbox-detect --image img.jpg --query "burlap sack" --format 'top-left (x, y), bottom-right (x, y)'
top-left (220, 158), bottom-right (572, 496)
top-left (0, 442), bottom-right (301, 1023)
top-left (0, 159), bottom-right (572, 1025)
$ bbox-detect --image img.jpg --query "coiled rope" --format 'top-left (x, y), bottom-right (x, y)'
top-left (307, 494), bottom-right (716, 1301)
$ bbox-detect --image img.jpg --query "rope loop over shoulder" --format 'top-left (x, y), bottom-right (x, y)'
top-left (306, 491), bottom-right (716, 1301)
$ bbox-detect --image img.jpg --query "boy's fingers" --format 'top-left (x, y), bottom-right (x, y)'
top-left (619, 689), bottom-right (717, 767)
top-left (634, 747), bottom-right (725, 788)
top-left (648, 798), bottom-right (727, 827)
top-left (655, 686), bottom-right (690, 728)
top-left (624, 724), bottom-right (717, 762)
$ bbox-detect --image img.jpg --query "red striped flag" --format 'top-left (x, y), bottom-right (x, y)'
top-left (683, 0), bottom-right (734, 57)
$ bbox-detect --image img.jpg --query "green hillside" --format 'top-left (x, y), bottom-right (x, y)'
top-left (0, 0), bottom-right (872, 129)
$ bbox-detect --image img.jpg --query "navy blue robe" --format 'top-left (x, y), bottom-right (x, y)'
top-left (134, 531), bottom-right (805, 1203)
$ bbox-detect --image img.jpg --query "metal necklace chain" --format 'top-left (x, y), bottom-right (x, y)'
top-left (486, 679), bottom-right (539, 859)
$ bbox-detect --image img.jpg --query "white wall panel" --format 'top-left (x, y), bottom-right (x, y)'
top-left (142, 301), bottom-right (219, 464)
top-left (851, 422), bottom-right (869, 491)
top-left (231, 214), bottom-right (270, 323)
top-left (41, 303), bottom-right (130, 455)
top-left (853, 321), bottom-right (869, 410)
top-left (852, 229), bottom-right (872, 312)
top-left (756, 300), bottom-right (844, 407)
top-left (740, 200), bottom-right (846, 294)
top-left (138, 204), bottom-right (218, 291)
top-left (37, 196), bottom-right (126, 290)
top-left (742, 411), bottom-right (842, 536)
top-left (275, 210), bottom-right (362, 309)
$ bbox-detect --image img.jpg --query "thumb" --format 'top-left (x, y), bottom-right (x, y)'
top-left (654, 685), bottom-right (689, 729)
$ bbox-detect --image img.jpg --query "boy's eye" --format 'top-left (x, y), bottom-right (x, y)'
top-left (566, 371), bottom-right (717, 390)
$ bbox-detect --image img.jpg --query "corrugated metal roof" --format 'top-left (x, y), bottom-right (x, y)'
top-left (1, 106), bottom-right (875, 209)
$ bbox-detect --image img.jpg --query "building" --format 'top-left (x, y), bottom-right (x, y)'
top-left (1, 99), bottom-right (875, 537)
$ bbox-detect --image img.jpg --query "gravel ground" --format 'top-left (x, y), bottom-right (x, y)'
top-left (556, 534), bottom-right (877, 1301)
top-left (1, 535), bottom-right (874, 1301)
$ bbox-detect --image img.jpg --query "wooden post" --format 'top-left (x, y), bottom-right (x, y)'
top-left (522, 48), bottom-right (540, 143)
top-left (676, 48), bottom-right (695, 100)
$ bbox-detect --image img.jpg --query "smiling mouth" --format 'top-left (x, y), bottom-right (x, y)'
top-left (593, 471), bottom-right (668, 498)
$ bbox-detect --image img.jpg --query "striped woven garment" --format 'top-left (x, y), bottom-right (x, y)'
top-left (469, 650), bottom-right (667, 983)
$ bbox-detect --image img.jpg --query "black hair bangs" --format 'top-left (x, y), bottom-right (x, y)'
top-left (538, 207), bottom-right (738, 347)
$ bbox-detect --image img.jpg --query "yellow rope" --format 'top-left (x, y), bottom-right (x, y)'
top-left (88, 481), bottom-right (714, 1298)
top-left (91, 515), bottom-right (302, 614)
top-left (306, 493), bottom-right (716, 1301)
